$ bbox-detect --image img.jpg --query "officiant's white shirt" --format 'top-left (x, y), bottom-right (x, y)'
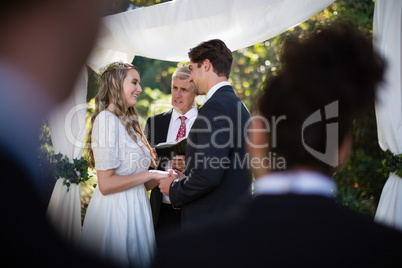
top-left (163, 105), bottom-right (198, 204)
top-left (166, 105), bottom-right (198, 143)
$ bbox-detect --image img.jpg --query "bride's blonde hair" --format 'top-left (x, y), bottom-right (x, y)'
top-left (87, 61), bottom-right (156, 168)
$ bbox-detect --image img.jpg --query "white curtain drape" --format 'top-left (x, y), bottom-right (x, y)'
top-left (46, 0), bottom-right (334, 242)
top-left (46, 69), bottom-right (88, 244)
top-left (88, 0), bottom-right (334, 71)
top-left (373, 0), bottom-right (402, 230)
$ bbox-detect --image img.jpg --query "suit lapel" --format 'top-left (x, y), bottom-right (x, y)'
top-left (158, 109), bottom-right (172, 143)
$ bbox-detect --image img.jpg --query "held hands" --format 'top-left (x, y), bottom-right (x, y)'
top-left (149, 154), bottom-right (185, 196)
top-left (157, 169), bottom-right (180, 196)
top-left (149, 169), bottom-right (174, 180)
top-left (146, 169), bottom-right (172, 191)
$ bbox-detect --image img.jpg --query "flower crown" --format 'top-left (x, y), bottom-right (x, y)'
top-left (99, 61), bottom-right (134, 75)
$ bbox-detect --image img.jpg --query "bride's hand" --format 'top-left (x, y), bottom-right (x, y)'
top-left (156, 169), bottom-right (178, 196)
top-left (145, 170), bottom-right (174, 191)
top-left (150, 170), bottom-right (177, 180)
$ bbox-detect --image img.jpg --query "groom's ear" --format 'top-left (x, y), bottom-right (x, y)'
top-left (203, 59), bottom-right (212, 72)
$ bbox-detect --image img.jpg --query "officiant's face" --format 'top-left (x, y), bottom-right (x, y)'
top-left (171, 77), bottom-right (196, 114)
top-left (122, 68), bottom-right (142, 108)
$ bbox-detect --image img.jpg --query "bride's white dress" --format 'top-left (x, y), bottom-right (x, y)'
top-left (81, 111), bottom-right (155, 267)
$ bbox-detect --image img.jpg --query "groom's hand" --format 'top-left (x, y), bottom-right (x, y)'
top-left (158, 169), bottom-right (177, 196)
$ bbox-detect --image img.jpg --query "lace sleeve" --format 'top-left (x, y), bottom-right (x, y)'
top-left (91, 111), bottom-right (121, 171)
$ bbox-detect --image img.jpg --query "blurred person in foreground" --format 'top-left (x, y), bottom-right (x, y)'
top-left (144, 66), bottom-right (198, 242)
top-left (153, 21), bottom-right (402, 267)
top-left (0, 0), bottom-right (117, 266)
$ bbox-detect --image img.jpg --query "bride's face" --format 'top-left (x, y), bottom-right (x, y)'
top-left (122, 68), bottom-right (142, 108)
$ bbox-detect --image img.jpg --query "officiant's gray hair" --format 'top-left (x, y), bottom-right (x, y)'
top-left (172, 65), bottom-right (191, 80)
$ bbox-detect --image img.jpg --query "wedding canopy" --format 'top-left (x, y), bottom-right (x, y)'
top-left (47, 0), bottom-right (336, 243)
top-left (373, 0), bottom-right (402, 231)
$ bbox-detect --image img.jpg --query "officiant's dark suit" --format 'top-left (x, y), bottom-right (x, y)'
top-left (145, 109), bottom-right (175, 228)
top-left (145, 66), bottom-right (198, 240)
top-left (145, 109), bottom-right (172, 153)
top-left (153, 23), bottom-right (402, 267)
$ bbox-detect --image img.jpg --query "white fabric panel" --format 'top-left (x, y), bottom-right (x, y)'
top-left (373, 0), bottom-right (402, 230)
top-left (375, 174), bottom-right (402, 229)
top-left (88, 0), bottom-right (335, 72)
top-left (46, 68), bottom-right (88, 244)
top-left (46, 181), bottom-right (82, 243)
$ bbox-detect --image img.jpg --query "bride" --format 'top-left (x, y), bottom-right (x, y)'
top-left (81, 61), bottom-right (171, 267)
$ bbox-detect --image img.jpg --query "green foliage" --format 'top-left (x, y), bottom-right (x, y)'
top-left (38, 124), bottom-right (92, 193)
top-left (378, 150), bottom-right (402, 179)
top-left (130, 0), bottom-right (169, 7)
top-left (336, 186), bottom-right (376, 217)
top-left (133, 56), bottom-right (179, 94)
top-left (333, 104), bottom-right (386, 217)
top-left (136, 86), bottom-right (171, 120)
top-left (87, 67), bottom-right (99, 102)
top-left (49, 153), bottom-right (93, 192)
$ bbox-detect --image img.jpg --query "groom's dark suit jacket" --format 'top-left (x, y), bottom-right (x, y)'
top-left (169, 85), bottom-right (252, 227)
top-left (154, 193), bottom-right (402, 267)
top-left (144, 109), bottom-right (173, 227)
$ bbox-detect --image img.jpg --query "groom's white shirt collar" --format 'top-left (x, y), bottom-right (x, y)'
top-left (206, 81), bottom-right (231, 101)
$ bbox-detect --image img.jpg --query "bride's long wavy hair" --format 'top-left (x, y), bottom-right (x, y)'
top-left (86, 61), bottom-right (156, 168)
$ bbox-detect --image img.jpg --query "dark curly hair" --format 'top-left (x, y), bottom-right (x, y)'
top-left (258, 20), bottom-right (385, 174)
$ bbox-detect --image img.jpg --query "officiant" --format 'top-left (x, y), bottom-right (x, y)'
top-left (144, 65), bottom-right (198, 241)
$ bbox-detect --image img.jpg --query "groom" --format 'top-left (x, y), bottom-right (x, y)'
top-left (158, 39), bottom-right (252, 228)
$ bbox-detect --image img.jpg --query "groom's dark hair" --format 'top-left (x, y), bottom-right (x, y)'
top-left (188, 39), bottom-right (233, 78)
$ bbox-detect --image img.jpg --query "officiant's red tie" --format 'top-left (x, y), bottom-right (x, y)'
top-left (176, 116), bottom-right (187, 141)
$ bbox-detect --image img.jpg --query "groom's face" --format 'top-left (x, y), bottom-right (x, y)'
top-left (189, 61), bottom-right (207, 95)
